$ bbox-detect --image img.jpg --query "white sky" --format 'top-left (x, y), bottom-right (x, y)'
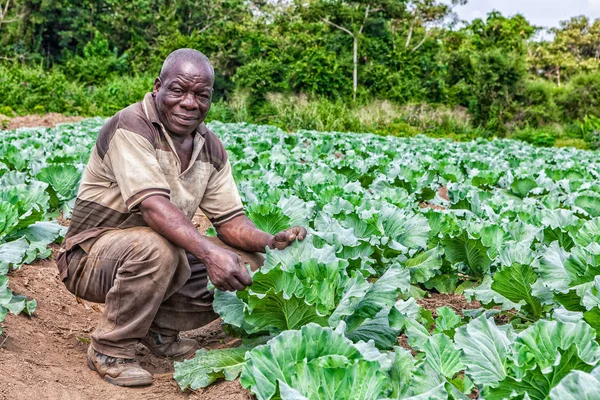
top-left (453, 0), bottom-right (600, 38)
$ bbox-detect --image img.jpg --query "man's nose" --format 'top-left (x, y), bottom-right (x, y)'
top-left (180, 92), bottom-right (198, 109)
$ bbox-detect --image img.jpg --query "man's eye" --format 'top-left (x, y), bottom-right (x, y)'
top-left (172, 88), bottom-right (183, 94)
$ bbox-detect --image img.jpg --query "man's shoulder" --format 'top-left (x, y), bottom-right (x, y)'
top-left (199, 124), bottom-right (228, 171)
top-left (96, 99), bottom-right (159, 159)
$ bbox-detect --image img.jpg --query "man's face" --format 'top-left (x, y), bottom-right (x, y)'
top-left (153, 61), bottom-right (214, 136)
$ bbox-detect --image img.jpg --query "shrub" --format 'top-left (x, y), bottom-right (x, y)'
top-left (0, 63), bottom-right (152, 116)
top-left (512, 79), bottom-right (560, 127)
top-left (510, 126), bottom-right (558, 147)
top-left (63, 34), bottom-right (129, 85)
top-left (578, 115), bottom-right (600, 150)
top-left (556, 73), bottom-right (600, 121)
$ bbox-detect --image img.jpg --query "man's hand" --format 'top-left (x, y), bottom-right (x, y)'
top-left (269, 226), bottom-right (308, 251)
top-left (203, 246), bottom-right (253, 292)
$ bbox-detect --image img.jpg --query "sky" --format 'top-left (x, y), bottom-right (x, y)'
top-left (453, 0), bottom-right (600, 37)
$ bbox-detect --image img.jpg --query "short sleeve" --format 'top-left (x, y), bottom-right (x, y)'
top-left (200, 160), bottom-right (244, 226)
top-left (104, 128), bottom-right (171, 212)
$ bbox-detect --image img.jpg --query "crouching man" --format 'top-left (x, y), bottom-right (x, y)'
top-left (57, 48), bottom-right (306, 387)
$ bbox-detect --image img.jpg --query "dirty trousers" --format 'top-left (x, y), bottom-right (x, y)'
top-left (63, 227), bottom-right (264, 359)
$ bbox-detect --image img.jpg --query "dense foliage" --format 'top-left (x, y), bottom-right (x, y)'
top-left (171, 120), bottom-right (600, 399)
top-left (1, 1), bottom-right (600, 145)
top-left (3, 119), bottom-right (600, 397)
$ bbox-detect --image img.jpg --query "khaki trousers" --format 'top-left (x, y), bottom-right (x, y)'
top-left (63, 227), bottom-right (263, 359)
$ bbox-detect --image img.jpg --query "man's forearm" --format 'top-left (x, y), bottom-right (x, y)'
top-left (139, 195), bottom-right (221, 261)
top-left (216, 215), bottom-right (274, 253)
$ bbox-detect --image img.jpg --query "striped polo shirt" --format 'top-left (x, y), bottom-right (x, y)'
top-left (58, 93), bottom-right (244, 279)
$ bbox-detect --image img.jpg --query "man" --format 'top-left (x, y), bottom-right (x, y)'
top-left (57, 48), bottom-right (306, 387)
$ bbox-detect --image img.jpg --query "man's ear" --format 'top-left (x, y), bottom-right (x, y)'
top-left (153, 77), bottom-right (162, 93)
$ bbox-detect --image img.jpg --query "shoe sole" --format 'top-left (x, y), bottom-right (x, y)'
top-left (87, 355), bottom-right (153, 387)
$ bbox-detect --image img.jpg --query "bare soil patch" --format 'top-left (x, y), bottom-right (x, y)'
top-left (418, 292), bottom-right (481, 316)
top-left (0, 113), bottom-right (86, 130)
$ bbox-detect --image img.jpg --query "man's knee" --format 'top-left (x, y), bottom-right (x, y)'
top-left (129, 228), bottom-right (181, 272)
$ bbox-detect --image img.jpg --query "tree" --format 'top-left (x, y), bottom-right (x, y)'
top-left (530, 16), bottom-right (600, 85)
top-left (299, 0), bottom-right (410, 101)
top-left (402, 0), bottom-right (466, 52)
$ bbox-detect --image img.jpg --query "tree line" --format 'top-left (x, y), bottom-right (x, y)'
top-left (1, 0), bottom-right (600, 146)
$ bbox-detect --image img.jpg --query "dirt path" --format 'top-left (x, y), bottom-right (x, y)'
top-left (0, 113), bottom-right (87, 130)
top-left (0, 256), bottom-right (251, 400)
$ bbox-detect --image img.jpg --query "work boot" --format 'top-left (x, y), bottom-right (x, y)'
top-left (86, 345), bottom-right (152, 387)
top-left (141, 331), bottom-right (197, 359)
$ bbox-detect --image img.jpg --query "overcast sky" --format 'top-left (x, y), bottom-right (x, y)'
top-left (453, 0), bottom-right (600, 37)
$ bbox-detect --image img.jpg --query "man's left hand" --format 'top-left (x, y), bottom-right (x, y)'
top-left (270, 226), bottom-right (307, 250)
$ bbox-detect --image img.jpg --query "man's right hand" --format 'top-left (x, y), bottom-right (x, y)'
top-left (202, 246), bottom-right (253, 292)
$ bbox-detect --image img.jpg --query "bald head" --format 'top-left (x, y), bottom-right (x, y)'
top-left (159, 48), bottom-right (214, 81)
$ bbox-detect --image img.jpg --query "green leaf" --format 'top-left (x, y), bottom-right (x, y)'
top-left (346, 264), bottom-right (410, 325)
top-left (328, 275), bottom-right (371, 327)
top-left (574, 217), bottom-right (600, 248)
top-left (344, 308), bottom-right (400, 350)
top-left (0, 237), bottom-right (29, 272)
top-left (262, 236), bottom-right (337, 273)
top-left (389, 347), bottom-right (416, 399)
top-left (513, 319), bottom-right (600, 374)
top-left (424, 274), bottom-right (459, 294)
top-left (510, 177), bottom-right (537, 198)
top-left (312, 211), bottom-right (359, 250)
top-left (442, 233), bottom-right (491, 277)
top-left (464, 276), bottom-right (522, 311)
top-left (380, 206), bottom-right (430, 250)
top-left (537, 242), bottom-right (571, 291)
top-left (582, 276), bottom-right (600, 311)
top-left (36, 164), bottom-right (81, 202)
top-left (574, 192), bottom-right (600, 217)
top-left (479, 224), bottom-right (508, 260)
top-left (290, 259), bottom-right (350, 314)
top-left (278, 196), bottom-right (315, 227)
top-left (455, 316), bottom-right (512, 386)
top-left (279, 358), bottom-right (388, 400)
top-left (434, 307), bottom-right (462, 335)
top-left (0, 201), bottom-right (19, 240)
top-left (0, 305), bottom-right (7, 334)
top-left (402, 384), bottom-right (448, 400)
top-left (245, 291), bottom-right (327, 334)
top-left (549, 366), bottom-right (600, 400)
top-left (491, 264), bottom-right (542, 318)
top-left (213, 290), bottom-right (246, 329)
top-left (485, 345), bottom-right (595, 400)
top-left (174, 346), bottom-right (252, 390)
top-left (405, 246), bottom-right (443, 284)
top-left (420, 333), bottom-right (463, 379)
top-left (4, 295), bottom-right (36, 315)
top-left (240, 324), bottom-right (380, 400)
top-left (0, 181), bottom-right (50, 230)
top-left (247, 203), bottom-right (291, 235)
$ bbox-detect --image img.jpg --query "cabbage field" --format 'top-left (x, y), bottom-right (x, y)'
top-left (2, 120), bottom-right (600, 399)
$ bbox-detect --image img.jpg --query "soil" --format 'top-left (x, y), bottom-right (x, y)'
top-left (0, 114), bottom-right (86, 130)
top-left (418, 293), bottom-right (482, 316)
